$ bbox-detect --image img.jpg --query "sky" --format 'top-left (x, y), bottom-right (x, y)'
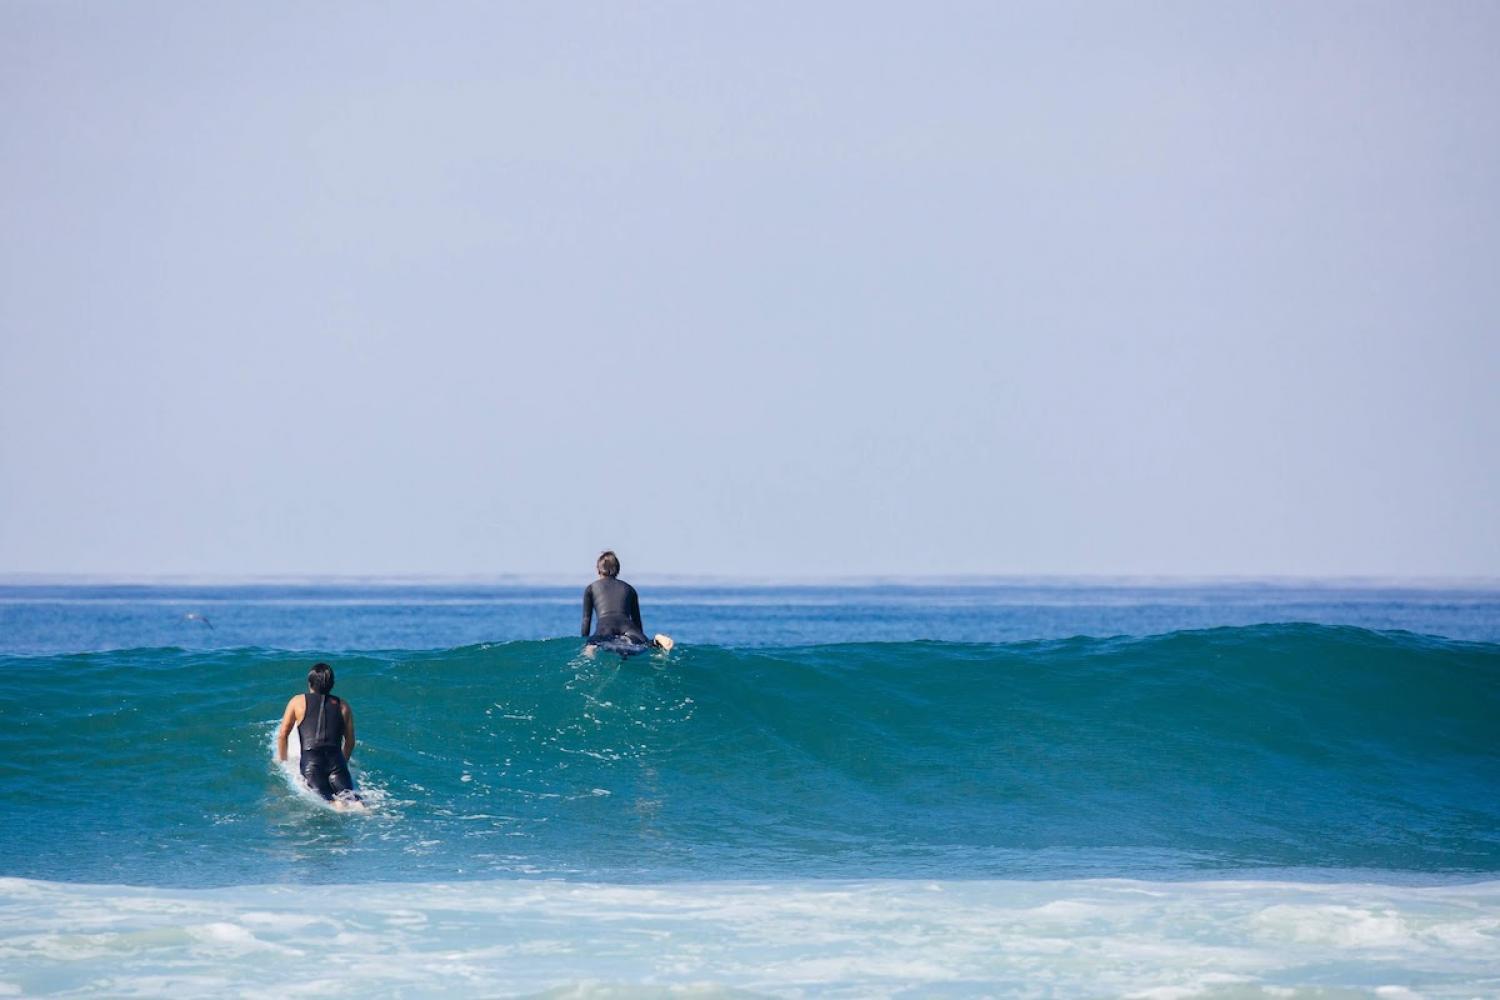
top-left (1, 1), bottom-right (1497, 579)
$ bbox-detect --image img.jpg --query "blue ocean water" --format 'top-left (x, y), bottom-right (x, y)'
top-left (2, 579), bottom-right (1498, 997)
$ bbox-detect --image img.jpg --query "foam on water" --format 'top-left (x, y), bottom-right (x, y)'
top-left (1, 876), bottom-right (1496, 998)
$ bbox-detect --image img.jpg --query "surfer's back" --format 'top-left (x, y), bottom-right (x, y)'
top-left (582, 576), bottom-right (643, 637)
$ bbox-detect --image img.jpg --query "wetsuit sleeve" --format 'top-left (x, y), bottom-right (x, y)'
top-left (581, 585), bottom-right (595, 637)
top-left (627, 586), bottom-right (644, 632)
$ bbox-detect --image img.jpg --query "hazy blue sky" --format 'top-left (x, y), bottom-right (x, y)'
top-left (2, 2), bottom-right (1497, 578)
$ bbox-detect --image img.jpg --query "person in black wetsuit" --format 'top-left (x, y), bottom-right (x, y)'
top-left (581, 550), bottom-right (674, 652)
top-left (275, 662), bottom-right (365, 809)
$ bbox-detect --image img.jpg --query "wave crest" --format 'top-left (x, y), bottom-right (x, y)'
top-left (1, 624), bottom-right (1496, 884)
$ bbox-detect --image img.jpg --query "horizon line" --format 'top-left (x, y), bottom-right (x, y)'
top-left (2, 572), bottom-right (1498, 589)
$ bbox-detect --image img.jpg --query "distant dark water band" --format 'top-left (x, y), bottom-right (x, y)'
top-left (1, 624), bottom-right (1496, 886)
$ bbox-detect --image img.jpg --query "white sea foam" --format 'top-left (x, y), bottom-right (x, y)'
top-left (0, 878), bottom-right (1497, 997)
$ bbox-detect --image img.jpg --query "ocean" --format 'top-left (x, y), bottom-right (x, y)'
top-left (1, 579), bottom-right (1497, 997)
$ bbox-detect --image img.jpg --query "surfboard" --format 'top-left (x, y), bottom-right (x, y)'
top-left (588, 638), bottom-right (655, 658)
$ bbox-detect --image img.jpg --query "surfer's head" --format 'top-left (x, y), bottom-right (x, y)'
top-left (307, 662), bottom-right (335, 694)
top-left (597, 550), bottom-right (620, 578)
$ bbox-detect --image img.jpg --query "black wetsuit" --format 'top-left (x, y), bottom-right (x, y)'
top-left (582, 577), bottom-right (650, 644)
top-left (298, 691), bottom-right (358, 801)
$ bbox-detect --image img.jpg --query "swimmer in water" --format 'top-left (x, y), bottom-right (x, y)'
top-left (581, 550), bottom-right (674, 653)
top-left (276, 662), bottom-right (365, 809)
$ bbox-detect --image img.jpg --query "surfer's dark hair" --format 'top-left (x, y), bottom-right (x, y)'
top-left (597, 550), bottom-right (620, 577)
top-left (307, 662), bottom-right (335, 694)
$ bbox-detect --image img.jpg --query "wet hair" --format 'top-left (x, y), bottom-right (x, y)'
top-left (596, 550), bottom-right (620, 577)
top-left (307, 662), bottom-right (335, 694)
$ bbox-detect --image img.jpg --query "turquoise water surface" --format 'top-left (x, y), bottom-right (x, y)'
top-left (2, 580), bottom-right (1497, 996)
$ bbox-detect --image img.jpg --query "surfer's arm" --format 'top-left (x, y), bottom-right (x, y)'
top-left (341, 702), bottom-right (356, 761)
top-left (581, 586), bottom-right (594, 637)
top-left (627, 587), bottom-right (644, 631)
top-left (275, 696), bottom-right (301, 761)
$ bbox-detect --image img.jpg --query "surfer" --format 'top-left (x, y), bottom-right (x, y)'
top-left (275, 662), bottom-right (364, 809)
top-left (581, 551), bottom-right (674, 652)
